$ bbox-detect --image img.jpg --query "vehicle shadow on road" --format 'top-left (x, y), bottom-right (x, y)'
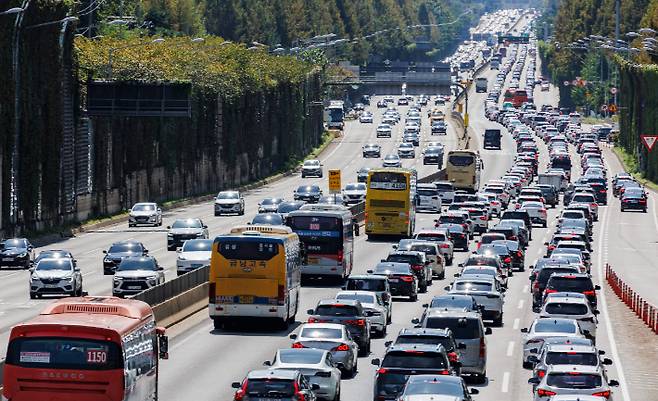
top-left (210, 320), bottom-right (301, 337)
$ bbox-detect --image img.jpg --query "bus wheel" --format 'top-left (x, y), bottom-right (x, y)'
top-left (213, 318), bottom-right (224, 331)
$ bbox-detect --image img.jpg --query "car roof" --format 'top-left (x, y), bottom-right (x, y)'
top-left (299, 322), bottom-right (345, 331)
top-left (426, 309), bottom-right (481, 319)
top-left (347, 274), bottom-right (387, 281)
top-left (545, 296), bottom-right (590, 305)
top-left (386, 343), bottom-right (446, 353)
top-left (398, 327), bottom-right (452, 337)
top-left (546, 343), bottom-right (597, 353)
top-left (546, 365), bottom-right (602, 375)
top-left (336, 290), bottom-right (376, 298)
top-left (317, 299), bottom-right (360, 307)
top-left (549, 273), bottom-right (590, 279)
top-left (247, 369), bottom-right (300, 380)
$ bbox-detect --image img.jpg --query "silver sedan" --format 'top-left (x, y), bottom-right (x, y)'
top-left (265, 348), bottom-right (342, 401)
top-left (289, 323), bottom-right (359, 378)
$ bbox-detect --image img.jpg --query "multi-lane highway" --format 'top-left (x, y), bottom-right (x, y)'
top-left (2, 8), bottom-right (658, 401)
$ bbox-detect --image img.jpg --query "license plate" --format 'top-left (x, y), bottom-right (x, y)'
top-left (239, 296), bottom-right (254, 304)
top-left (127, 286), bottom-right (141, 290)
top-left (3, 258), bottom-right (12, 261)
top-left (389, 278), bottom-right (399, 282)
top-left (44, 284), bottom-right (58, 288)
top-left (307, 257), bottom-right (319, 264)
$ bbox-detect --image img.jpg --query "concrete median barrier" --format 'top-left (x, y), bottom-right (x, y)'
top-left (152, 282), bottom-right (210, 328)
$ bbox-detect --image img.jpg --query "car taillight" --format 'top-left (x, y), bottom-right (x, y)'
top-left (640, 199), bottom-right (647, 204)
top-left (346, 319), bottom-right (366, 327)
top-left (544, 289), bottom-right (557, 295)
top-left (333, 344), bottom-right (350, 351)
top-left (337, 249), bottom-right (343, 262)
top-left (209, 282), bottom-right (216, 304)
top-left (462, 223), bottom-right (468, 229)
top-left (479, 337), bottom-right (486, 358)
top-left (411, 264), bottom-right (423, 271)
top-left (590, 203), bottom-right (597, 208)
top-left (292, 342), bottom-right (306, 348)
top-left (504, 257), bottom-right (512, 263)
top-left (447, 351), bottom-right (459, 362)
top-left (599, 189), bottom-right (606, 193)
top-left (234, 380), bottom-right (248, 401)
top-left (540, 209), bottom-right (547, 215)
top-left (308, 317), bottom-right (319, 323)
top-left (510, 235), bottom-right (517, 240)
top-left (477, 243), bottom-right (482, 249)
top-left (537, 389), bottom-right (557, 397)
top-left (548, 245), bottom-right (555, 251)
top-left (592, 391), bottom-right (611, 398)
top-left (400, 276), bottom-right (414, 282)
top-left (438, 370), bottom-right (450, 375)
top-left (278, 285), bottom-right (286, 305)
top-left (440, 244), bottom-right (450, 248)
top-left (294, 381), bottom-right (306, 401)
top-left (517, 251), bottom-right (523, 257)
top-left (377, 368), bottom-right (388, 374)
top-left (480, 216), bottom-right (487, 220)
top-left (582, 290), bottom-right (596, 296)
top-left (537, 370), bottom-right (545, 378)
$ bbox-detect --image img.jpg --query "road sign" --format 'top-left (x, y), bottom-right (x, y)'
top-left (563, 80), bottom-right (570, 87)
top-left (572, 80), bottom-right (578, 86)
top-left (610, 87), bottom-right (618, 94)
top-left (328, 169), bottom-right (341, 193)
top-left (601, 104), bottom-right (608, 112)
top-left (608, 104), bottom-right (618, 113)
top-left (641, 135), bottom-right (658, 151)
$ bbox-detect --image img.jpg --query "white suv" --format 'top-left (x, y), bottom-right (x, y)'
top-left (128, 202), bottom-right (162, 227)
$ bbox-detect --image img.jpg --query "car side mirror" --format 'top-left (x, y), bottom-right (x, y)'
top-left (485, 327), bottom-right (493, 335)
top-left (444, 285), bottom-right (450, 291)
top-left (289, 333), bottom-right (298, 340)
top-left (231, 382), bottom-right (242, 389)
top-left (102, 250), bottom-right (107, 254)
top-left (367, 269), bottom-right (373, 274)
top-left (144, 249), bottom-right (149, 254)
top-left (602, 358), bottom-right (613, 365)
top-left (157, 208), bottom-right (162, 213)
top-left (598, 350), bottom-right (606, 355)
top-left (528, 355), bottom-right (539, 363)
top-left (74, 267), bottom-right (81, 272)
top-left (458, 263), bottom-right (464, 268)
top-left (458, 342), bottom-right (467, 349)
top-left (384, 341), bottom-right (393, 347)
top-left (454, 273), bottom-right (460, 278)
top-left (203, 225), bottom-right (208, 229)
top-left (166, 226), bottom-right (171, 229)
top-left (469, 388), bottom-right (480, 395)
top-left (528, 377), bottom-right (540, 385)
top-left (28, 267), bottom-right (35, 273)
top-left (425, 261), bottom-right (430, 265)
top-left (380, 259), bottom-right (387, 263)
top-left (307, 309), bottom-right (314, 315)
top-left (392, 245), bottom-right (398, 249)
top-left (422, 303), bottom-right (428, 308)
top-left (520, 328), bottom-right (528, 333)
top-left (371, 358), bottom-right (381, 366)
top-left (263, 360), bottom-right (272, 366)
top-left (158, 266), bottom-right (164, 271)
top-left (609, 380), bottom-right (619, 387)
top-left (411, 318), bottom-right (420, 324)
top-left (594, 285), bottom-right (601, 290)
top-left (593, 309), bottom-right (600, 315)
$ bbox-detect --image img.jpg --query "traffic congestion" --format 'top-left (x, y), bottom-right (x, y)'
top-left (0, 8), bottom-right (648, 401)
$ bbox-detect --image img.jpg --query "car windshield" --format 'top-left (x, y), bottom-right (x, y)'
top-left (217, 192), bottom-right (239, 199)
top-left (385, 155), bottom-right (399, 160)
top-left (534, 320), bottom-right (577, 333)
top-left (546, 373), bottom-right (602, 389)
top-left (346, 278), bottom-right (385, 291)
top-left (252, 214), bottom-right (283, 225)
top-left (108, 244), bottom-right (142, 253)
top-left (36, 259), bottom-right (72, 271)
top-left (278, 349), bottom-right (323, 364)
top-left (297, 186), bottom-right (319, 193)
top-left (182, 240), bottom-right (212, 252)
top-left (336, 293), bottom-right (375, 304)
top-left (260, 198), bottom-right (279, 205)
top-left (382, 352), bottom-right (447, 369)
top-left (304, 160), bottom-right (320, 166)
top-left (345, 184), bottom-right (364, 191)
top-left (546, 352), bottom-right (598, 366)
top-left (454, 281), bottom-right (493, 292)
top-left (299, 328), bottom-right (342, 339)
top-left (246, 379), bottom-right (294, 397)
top-left (424, 317), bottom-right (481, 339)
top-left (403, 379), bottom-right (463, 397)
top-left (116, 259), bottom-right (156, 271)
top-left (3, 239), bottom-right (26, 249)
top-left (415, 233), bottom-right (447, 242)
top-left (545, 303), bottom-right (589, 315)
top-left (462, 268), bottom-right (496, 277)
top-left (132, 204), bottom-right (155, 211)
top-left (172, 219), bottom-right (202, 229)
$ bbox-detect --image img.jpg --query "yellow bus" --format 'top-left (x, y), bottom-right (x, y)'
top-left (446, 149), bottom-right (482, 193)
top-left (208, 225), bottom-right (301, 330)
top-left (365, 168), bottom-right (417, 237)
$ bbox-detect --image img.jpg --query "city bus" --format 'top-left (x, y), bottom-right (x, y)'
top-left (365, 168), bottom-right (417, 238)
top-left (287, 204), bottom-right (354, 281)
top-left (209, 225), bottom-right (301, 329)
top-left (3, 296), bottom-right (169, 401)
top-left (446, 150), bottom-right (482, 193)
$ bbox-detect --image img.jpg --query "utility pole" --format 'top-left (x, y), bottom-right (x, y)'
top-left (615, 0), bottom-right (620, 44)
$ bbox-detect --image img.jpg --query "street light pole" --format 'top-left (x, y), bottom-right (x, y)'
top-left (615, 0), bottom-right (621, 44)
top-left (452, 82), bottom-right (469, 144)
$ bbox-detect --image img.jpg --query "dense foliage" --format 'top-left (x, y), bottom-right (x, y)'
top-left (76, 36), bottom-right (314, 98)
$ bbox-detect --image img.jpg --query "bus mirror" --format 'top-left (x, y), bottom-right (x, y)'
top-left (158, 333), bottom-right (169, 360)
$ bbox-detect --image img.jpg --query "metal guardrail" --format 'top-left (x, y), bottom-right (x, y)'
top-left (348, 201), bottom-right (366, 222)
top-left (130, 266), bottom-right (209, 306)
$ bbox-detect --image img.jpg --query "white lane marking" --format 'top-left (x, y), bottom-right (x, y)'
top-left (523, 285), bottom-right (529, 293)
top-left (517, 300), bottom-right (525, 309)
top-left (81, 271), bottom-right (96, 277)
top-left (501, 371), bottom-right (511, 393)
top-left (596, 204), bottom-right (631, 401)
top-left (506, 341), bottom-right (515, 357)
top-left (513, 318), bottom-right (520, 330)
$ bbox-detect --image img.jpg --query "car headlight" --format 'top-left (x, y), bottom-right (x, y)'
top-left (30, 275), bottom-right (39, 282)
top-left (18, 252), bottom-right (27, 258)
top-left (196, 232), bottom-right (204, 236)
top-left (63, 276), bottom-right (74, 282)
top-left (113, 276), bottom-right (124, 282)
top-left (167, 233), bottom-right (173, 237)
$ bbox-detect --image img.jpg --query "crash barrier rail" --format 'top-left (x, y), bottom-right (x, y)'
top-left (130, 265), bottom-right (210, 306)
top-left (418, 169), bottom-right (446, 184)
top-left (606, 263), bottom-right (658, 334)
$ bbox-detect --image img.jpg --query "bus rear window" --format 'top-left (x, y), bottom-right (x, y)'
top-left (218, 241), bottom-right (279, 260)
top-left (369, 172), bottom-right (407, 190)
top-left (290, 216), bottom-right (341, 231)
top-left (6, 337), bottom-right (122, 370)
top-left (448, 155), bottom-right (475, 167)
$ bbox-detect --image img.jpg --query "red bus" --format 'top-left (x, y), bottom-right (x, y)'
top-left (512, 89), bottom-right (529, 107)
top-left (3, 296), bottom-right (169, 401)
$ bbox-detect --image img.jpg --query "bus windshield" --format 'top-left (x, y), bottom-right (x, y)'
top-left (218, 241), bottom-right (279, 260)
top-left (6, 337), bottom-right (122, 370)
top-left (369, 172), bottom-right (407, 190)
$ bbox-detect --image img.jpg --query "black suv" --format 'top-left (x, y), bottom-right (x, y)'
top-left (385, 251), bottom-right (430, 292)
top-left (388, 328), bottom-right (464, 375)
top-left (0, 238), bottom-right (34, 269)
top-left (102, 241), bottom-right (148, 275)
top-left (369, 262), bottom-right (418, 301)
top-left (307, 299), bottom-right (371, 356)
top-left (544, 273), bottom-right (600, 308)
top-left (529, 262), bottom-right (581, 310)
top-left (371, 344), bottom-right (454, 401)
